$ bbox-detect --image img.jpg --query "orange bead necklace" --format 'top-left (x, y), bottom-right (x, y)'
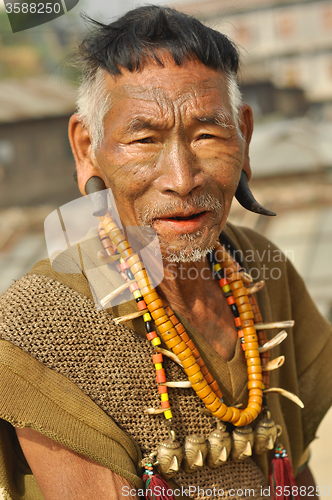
top-left (99, 213), bottom-right (271, 428)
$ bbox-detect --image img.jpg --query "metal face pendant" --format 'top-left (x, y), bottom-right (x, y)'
top-left (182, 434), bottom-right (208, 473)
top-left (207, 421), bottom-right (232, 468)
top-left (254, 411), bottom-right (282, 455)
top-left (156, 430), bottom-right (183, 479)
top-left (231, 425), bottom-right (255, 462)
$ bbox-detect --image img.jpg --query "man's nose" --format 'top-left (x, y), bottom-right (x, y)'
top-left (155, 140), bottom-right (205, 196)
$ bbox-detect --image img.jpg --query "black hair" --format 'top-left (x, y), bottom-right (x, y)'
top-left (78, 5), bottom-right (239, 78)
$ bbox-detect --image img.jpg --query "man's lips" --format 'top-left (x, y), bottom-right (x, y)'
top-left (158, 211), bottom-right (205, 221)
top-left (154, 209), bottom-right (207, 220)
top-left (152, 211), bottom-right (211, 233)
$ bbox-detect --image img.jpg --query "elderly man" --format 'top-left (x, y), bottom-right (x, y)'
top-left (0, 5), bottom-right (331, 500)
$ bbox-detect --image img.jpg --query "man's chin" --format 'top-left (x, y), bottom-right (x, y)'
top-left (163, 245), bottom-right (215, 263)
top-left (160, 235), bottom-right (216, 263)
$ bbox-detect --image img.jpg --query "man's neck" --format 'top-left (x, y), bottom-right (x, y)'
top-left (157, 256), bottom-right (216, 313)
top-left (156, 256), bottom-right (238, 361)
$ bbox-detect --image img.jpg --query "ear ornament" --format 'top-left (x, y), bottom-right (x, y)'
top-left (85, 176), bottom-right (108, 217)
top-left (235, 170), bottom-right (276, 216)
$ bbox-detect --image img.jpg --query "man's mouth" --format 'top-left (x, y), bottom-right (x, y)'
top-left (160, 211), bottom-right (207, 221)
top-left (152, 210), bottom-right (210, 234)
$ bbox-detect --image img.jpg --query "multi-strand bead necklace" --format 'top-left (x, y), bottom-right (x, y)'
top-left (98, 212), bottom-right (271, 428)
top-left (97, 208), bottom-right (304, 499)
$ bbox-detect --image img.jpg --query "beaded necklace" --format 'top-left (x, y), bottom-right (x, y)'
top-left (98, 213), bottom-right (271, 427)
top-left (97, 210), bottom-right (304, 499)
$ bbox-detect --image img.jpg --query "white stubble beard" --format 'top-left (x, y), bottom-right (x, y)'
top-left (140, 193), bottom-right (223, 263)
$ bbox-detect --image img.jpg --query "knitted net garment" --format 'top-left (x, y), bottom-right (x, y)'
top-left (0, 274), bottom-right (268, 499)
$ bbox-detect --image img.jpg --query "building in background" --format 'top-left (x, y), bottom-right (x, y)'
top-left (176, 0), bottom-right (332, 110)
top-left (0, 76), bottom-right (79, 207)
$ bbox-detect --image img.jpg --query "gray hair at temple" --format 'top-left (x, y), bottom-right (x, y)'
top-left (75, 5), bottom-right (243, 155)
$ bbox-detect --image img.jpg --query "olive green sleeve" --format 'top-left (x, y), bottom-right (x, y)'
top-left (0, 340), bottom-right (143, 500)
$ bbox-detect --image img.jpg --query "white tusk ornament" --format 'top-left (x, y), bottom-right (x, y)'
top-left (255, 320), bottom-right (294, 330)
top-left (246, 281), bottom-right (265, 294)
top-left (100, 280), bottom-right (136, 307)
top-left (164, 381), bottom-right (192, 388)
top-left (156, 347), bottom-right (183, 366)
top-left (264, 387), bottom-right (304, 408)
top-left (262, 356), bottom-right (285, 371)
top-left (113, 309), bottom-right (147, 324)
top-left (259, 331), bottom-right (288, 353)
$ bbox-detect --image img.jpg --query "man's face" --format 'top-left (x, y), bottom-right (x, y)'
top-left (93, 58), bottom-right (250, 261)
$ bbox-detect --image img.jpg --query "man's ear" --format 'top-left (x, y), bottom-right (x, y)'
top-left (238, 103), bottom-right (254, 182)
top-left (68, 114), bottom-right (106, 196)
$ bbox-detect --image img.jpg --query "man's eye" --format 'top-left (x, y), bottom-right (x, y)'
top-left (134, 137), bottom-right (153, 144)
top-left (198, 133), bottom-right (214, 140)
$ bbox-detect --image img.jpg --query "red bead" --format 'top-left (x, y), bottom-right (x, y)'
top-left (234, 317), bottom-right (242, 327)
top-left (169, 314), bottom-right (179, 326)
top-left (156, 369), bottom-right (166, 383)
top-left (120, 261), bottom-right (129, 271)
top-left (146, 331), bottom-right (157, 341)
top-left (180, 332), bottom-right (190, 343)
top-left (210, 380), bottom-right (220, 394)
top-left (129, 282), bottom-right (139, 293)
top-left (158, 385), bottom-right (168, 394)
top-left (161, 400), bottom-right (170, 409)
top-left (219, 278), bottom-right (228, 287)
top-left (196, 356), bottom-right (204, 367)
top-left (152, 353), bottom-right (163, 364)
top-left (137, 300), bottom-right (147, 311)
top-left (227, 296), bottom-right (235, 305)
top-left (175, 323), bottom-right (185, 335)
top-left (201, 365), bottom-right (208, 376)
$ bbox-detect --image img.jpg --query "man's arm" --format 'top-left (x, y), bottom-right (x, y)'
top-left (16, 427), bottom-right (139, 500)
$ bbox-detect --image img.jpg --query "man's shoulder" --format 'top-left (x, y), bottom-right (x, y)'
top-left (224, 221), bottom-right (280, 253)
top-left (27, 257), bottom-right (93, 300)
top-left (223, 221), bottom-right (288, 269)
top-left (0, 264), bottom-right (96, 342)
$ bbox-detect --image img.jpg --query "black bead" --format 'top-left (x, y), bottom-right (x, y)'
top-left (231, 304), bottom-right (239, 317)
top-left (145, 321), bottom-right (153, 332)
top-left (127, 270), bottom-right (134, 280)
top-left (136, 296), bottom-right (144, 303)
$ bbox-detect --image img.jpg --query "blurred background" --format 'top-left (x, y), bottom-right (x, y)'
top-left (0, 0), bottom-right (331, 496)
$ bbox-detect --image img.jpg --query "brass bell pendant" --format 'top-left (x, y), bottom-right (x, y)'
top-left (254, 411), bottom-right (282, 455)
top-left (207, 421), bottom-right (232, 468)
top-left (182, 434), bottom-right (208, 473)
top-left (156, 430), bottom-right (183, 479)
top-left (231, 425), bottom-right (255, 462)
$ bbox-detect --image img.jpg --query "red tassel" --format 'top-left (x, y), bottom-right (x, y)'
top-left (270, 446), bottom-right (299, 500)
top-left (142, 465), bottom-right (175, 500)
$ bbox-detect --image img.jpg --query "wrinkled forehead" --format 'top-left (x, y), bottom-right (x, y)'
top-left (102, 61), bottom-right (233, 115)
